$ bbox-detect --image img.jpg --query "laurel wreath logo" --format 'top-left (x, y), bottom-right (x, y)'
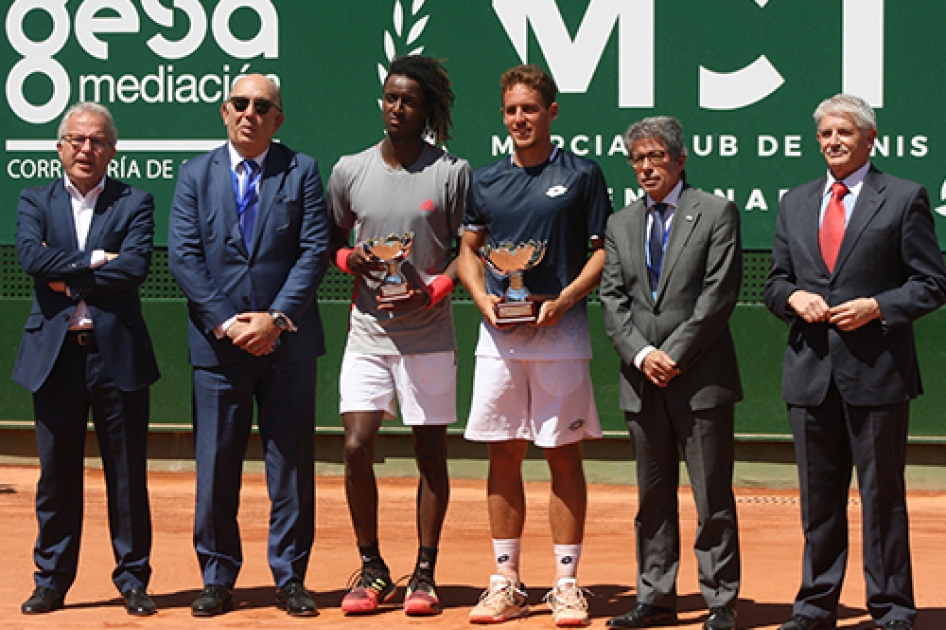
top-left (377, 0), bottom-right (429, 88)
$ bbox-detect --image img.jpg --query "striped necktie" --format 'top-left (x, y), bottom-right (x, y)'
top-left (238, 159), bottom-right (261, 251)
top-left (648, 202), bottom-right (670, 291)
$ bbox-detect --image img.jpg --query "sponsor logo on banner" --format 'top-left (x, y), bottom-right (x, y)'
top-left (6, 0), bottom-right (279, 143)
top-left (2, 0), bottom-right (287, 233)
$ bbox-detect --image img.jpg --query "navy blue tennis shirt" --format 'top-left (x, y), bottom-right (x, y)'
top-left (463, 147), bottom-right (612, 301)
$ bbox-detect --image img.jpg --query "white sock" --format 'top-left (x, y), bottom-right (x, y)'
top-left (554, 543), bottom-right (582, 580)
top-left (492, 538), bottom-right (521, 581)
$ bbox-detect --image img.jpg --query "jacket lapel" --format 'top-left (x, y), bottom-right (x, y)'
top-left (214, 147), bottom-right (247, 258)
top-left (656, 187), bottom-right (701, 299)
top-left (802, 177), bottom-right (828, 275)
top-left (832, 166), bottom-right (885, 276)
top-left (50, 181), bottom-right (80, 250)
top-left (85, 177), bottom-right (121, 250)
top-left (251, 143), bottom-right (292, 255)
top-left (625, 199), bottom-right (651, 302)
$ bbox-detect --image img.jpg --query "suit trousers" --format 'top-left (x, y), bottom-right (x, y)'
top-left (192, 354), bottom-right (316, 589)
top-left (32, 340), bottom-right (152, 596)
top-left (789, 380), bottom-right (915, 626)
top-left (625, 391), bottom-right (739, 609)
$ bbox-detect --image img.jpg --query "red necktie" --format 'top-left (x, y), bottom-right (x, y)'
top-left (819, 181), bottom-right (849, 273)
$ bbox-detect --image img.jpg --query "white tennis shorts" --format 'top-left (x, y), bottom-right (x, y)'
top-left (464, 356), bottom-right (602, 448)
top-left (339, 350), bottom-right (457, 426)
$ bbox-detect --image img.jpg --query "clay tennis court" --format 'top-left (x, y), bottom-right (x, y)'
top-left (1, 465), bottom-right (944, 629)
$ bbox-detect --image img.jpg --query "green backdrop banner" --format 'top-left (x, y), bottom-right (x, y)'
top-left (4, 0), bottom-right (946, 248)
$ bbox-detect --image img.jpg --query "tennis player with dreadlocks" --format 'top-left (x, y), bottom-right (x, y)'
top-left (327, 55), bottom-right (470, 616)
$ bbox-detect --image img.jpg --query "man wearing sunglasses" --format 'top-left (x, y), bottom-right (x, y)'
top-left (169, 73), bottom-right (330, 617)
top-left (13, 102), bottom-right (159, 617)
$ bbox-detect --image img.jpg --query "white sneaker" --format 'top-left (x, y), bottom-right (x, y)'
top-left (544, 578), bottom-right (590, 627)
top-left (469, 574), bottom-right (529, 624)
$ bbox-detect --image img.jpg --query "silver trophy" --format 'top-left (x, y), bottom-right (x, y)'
top-left (478, 240), bottom-right (547, 323)
top-left (363, 232), bottom-right (415, 303)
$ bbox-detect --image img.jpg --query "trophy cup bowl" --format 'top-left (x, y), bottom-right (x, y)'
top-left (363, 232), bottom-right (415, 303)
top-left (478, 240), bottom-right (547, 324)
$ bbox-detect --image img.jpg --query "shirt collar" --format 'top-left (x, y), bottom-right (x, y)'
top-left (824, 161), bottom-right (871, 195)
top-left (228, 142), bottom-right (269, 171)
top-left (63, 174), bottom-right (106, 199)
top-left (646, 179), bottom-right (684, 211)
top-left (509, 144), bottom-right (560, 167)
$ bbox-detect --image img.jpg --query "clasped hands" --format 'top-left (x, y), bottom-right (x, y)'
top-left (227, 312), bottom-right (281, 357)
top-left (787, 290), bottom-right (881, 331)
top-left (641, 349), bottom-right (680, 388)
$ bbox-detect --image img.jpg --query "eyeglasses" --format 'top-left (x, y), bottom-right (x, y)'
top-left (630, 150), bottom-right (670, 168)
top-left (60, 134), bottom-right (111, 152)
top-left (227, 96), bottom-right (282, 115)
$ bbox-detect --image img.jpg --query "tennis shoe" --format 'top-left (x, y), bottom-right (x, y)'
top-left (469, 574), bottom-right (529, 624)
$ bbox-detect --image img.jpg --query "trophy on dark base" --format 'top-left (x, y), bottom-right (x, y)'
top-left (478, 240), bottom-right (547, 324)
top-left (363, 232), bottom-right (415, 303)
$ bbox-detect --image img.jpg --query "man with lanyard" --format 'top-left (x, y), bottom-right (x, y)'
top-left (600, 116), bottom-right (743, 630)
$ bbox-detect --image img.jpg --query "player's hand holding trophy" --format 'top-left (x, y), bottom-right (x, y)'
top-left (478, 240), bottom-right (547, 324)
top-left (362, 232), bottom-right (415, 303)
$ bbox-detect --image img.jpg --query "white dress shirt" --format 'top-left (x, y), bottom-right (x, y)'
top-left (64, 175), bottom-right (108, 331)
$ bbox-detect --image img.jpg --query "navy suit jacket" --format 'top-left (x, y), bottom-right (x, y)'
top-left (764, 166), bottom-right (946, 406)
top-left (168, 142), bottom-right (329, 367)
top-left (12, 177), bottom-right (159, 393)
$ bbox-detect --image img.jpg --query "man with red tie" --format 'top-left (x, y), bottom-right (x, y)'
top-left (764, 94), bottom-right (946, 630)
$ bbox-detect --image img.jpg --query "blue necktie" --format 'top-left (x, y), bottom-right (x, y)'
top-left (648, 202), bottom-right (669, 291)
top-left (238, 159), bottom-right (261, 251)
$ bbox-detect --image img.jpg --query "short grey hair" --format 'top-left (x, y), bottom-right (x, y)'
top-left (624, 116), bottom-right (686, 160)
top-left (813, 94), bottom-right (876, 133)
top-left (57, 102), bottom-right (118, 147)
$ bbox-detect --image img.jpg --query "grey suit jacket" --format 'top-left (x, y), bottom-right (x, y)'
top-left (600, 186), bottom-right (743, 413)
top-left (763, 166), bottom-right (946, 406)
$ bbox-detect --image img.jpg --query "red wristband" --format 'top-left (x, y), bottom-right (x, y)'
top-left (334, 247), bottom-right (354, 274)
top-left (425, 274), bottom-right (455, 308)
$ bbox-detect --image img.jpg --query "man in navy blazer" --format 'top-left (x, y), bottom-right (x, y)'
top-left (764, 94), bottom-right (946, 630)
top-left (168, 74), bottom-right (329, 617)
top-left (13, 102), bottom-right (159, 616)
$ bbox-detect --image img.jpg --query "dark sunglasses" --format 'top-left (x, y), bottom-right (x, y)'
top-left (227, 96), bottom-right (282, 115)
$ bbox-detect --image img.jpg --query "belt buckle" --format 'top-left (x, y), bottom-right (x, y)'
top-left (76, 331), bottom-right (95, 346)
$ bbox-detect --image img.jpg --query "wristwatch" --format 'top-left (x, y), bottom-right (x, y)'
top-left (269, 310), bottom-right (289, 332)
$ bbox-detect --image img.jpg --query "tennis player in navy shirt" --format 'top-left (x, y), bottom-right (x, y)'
top-left (458, 64), bottom-right (611, 626)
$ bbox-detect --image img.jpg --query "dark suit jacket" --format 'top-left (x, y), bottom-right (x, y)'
top-left (763, 166), bottom-right (946, 406)
top-left (12, 178), bottom-right (159, 393)
top-left (168, 142), bottom-right (329, 367)
top-left (600, 186), bottom-right (743, 413)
